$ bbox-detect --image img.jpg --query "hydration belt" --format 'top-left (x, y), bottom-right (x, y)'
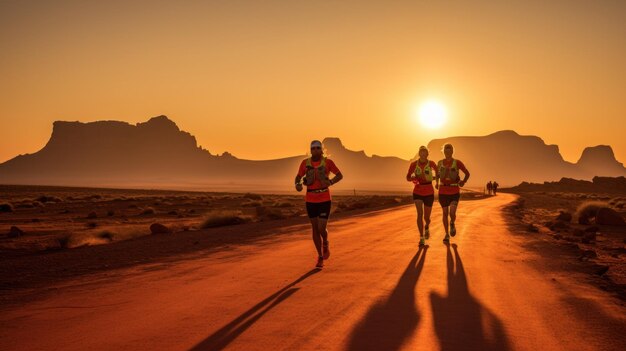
top-left (307, 188), bottom-right (329, 193)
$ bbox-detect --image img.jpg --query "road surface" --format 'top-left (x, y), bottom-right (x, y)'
top-left (1, 193), bottom-right (625, 350)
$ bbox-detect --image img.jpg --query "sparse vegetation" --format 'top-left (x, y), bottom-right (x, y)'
top-left (0, 203), bottom-right (14, 212)
top-left (140, 207), bottom-right (156, 215)
top-left (98, 231), bottom-right (115, 241)
top-left (200, 210), bottom-right (251, 228)
top-left (242, 193), bottom-right (263, 201)
top-left (576, 201), bottom-right (610, 224)
top-left (37, 195), bottom-right (62, 203)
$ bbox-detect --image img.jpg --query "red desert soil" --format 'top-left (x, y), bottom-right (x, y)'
top-left (0, 193), bottom-right (624, 350)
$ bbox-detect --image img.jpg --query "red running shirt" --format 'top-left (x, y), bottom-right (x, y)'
top-left (406, 160), bottom-right (438, 196)
top-left (438, 158), bottom-right (468, 195)
top-left (297, 158), bottom-right (341, 203)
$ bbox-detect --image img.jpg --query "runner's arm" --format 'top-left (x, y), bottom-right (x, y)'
top-left (459, 163), bottom-right (470, 186)
top-left (329, 172), bottom-right (343, 185)
top-left (406, 162), bottom-right (416, 182)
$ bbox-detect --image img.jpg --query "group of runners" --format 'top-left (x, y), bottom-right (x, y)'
top-left (295, 140), bottom-right (470, 269)
top-left (486, 180), bottom-right (499, 195)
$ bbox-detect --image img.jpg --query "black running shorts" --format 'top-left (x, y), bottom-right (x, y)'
top-left (438, 193), bottom-right (460, 207)
top-left (306, 201), bottom-right (332, 219)
top-left (412, 194), bottom-right (435, 207)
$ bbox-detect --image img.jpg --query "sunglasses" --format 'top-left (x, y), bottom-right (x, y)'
top-left (311, 146), bottom-right (322, 150)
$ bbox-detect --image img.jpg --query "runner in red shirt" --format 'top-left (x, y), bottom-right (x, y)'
top-left (406, 146), bottom-right (438, 247)
top-left (435, 143), bottom-right (470, 243)
top-left (295, 140), bottom-right (343, 269)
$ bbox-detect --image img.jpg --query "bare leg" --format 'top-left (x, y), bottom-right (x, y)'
top-left (450, 201), bottom-right (458, 225)
top-left (442, 206), bottom-right (450, 235)
top-left (414, 200), bottom-right (424, 237)
top-left (318, 218), bottom-right (329, 243)
top-left (424, 205), bottom-right (432, 227)
top-left (309, 218), bottom-right (323, 257)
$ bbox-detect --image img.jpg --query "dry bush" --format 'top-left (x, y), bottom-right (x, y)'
top-left (242, 200), bottom-right (263, 207)
top-left (140, 207), bottom-right (156, 215)
top-left (256, 206), bottom-right (287, 220)
top-left (576, 201), bottom-right (609, 224)
top-left (242, 193), bottom-right (263, 201)
top-left (200, 210), bottom-right (251, 228)
top-left (37, 195), bottom-right (62, 203)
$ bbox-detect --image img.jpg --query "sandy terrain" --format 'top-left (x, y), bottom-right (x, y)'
top-left (1, 193), bottom-right (624, 350)
top-left (501, 189), bottom-right (626, 298)
top-left (0, 185), bottom-right (427, 254)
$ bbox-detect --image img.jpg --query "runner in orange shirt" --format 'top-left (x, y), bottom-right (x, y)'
top-left (435, 143), bottom-right (470, 243)
top-left (295, 140), bottom-right (343, 269)
top-left (406, 146), bottom-right (438, 247)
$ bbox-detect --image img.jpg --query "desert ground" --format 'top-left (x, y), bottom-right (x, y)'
top-left (0, 186), bottom-right (624, 350)
top-left (501, 184), bottom-right (626, 298)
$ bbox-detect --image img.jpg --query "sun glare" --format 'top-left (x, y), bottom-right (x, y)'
top-left (417, 100), bottom-right (447, 129)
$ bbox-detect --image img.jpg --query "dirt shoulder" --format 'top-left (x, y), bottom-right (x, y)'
top-left (500, 189), bottom-right (626, 301)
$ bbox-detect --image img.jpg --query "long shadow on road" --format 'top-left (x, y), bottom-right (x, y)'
top-left (430, 243), bottom-right (510, 351)
top-left (347, 245), bottom-right (428, 351)
top-left (189, 269), bottom-right (320, 351)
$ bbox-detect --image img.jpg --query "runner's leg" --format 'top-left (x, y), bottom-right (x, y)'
top-left (414, 200), bottom-right (424, 237)
top-left (442, 206), bottom-right (450, 235)
top-left (310, 217), bottom-right (323, 257)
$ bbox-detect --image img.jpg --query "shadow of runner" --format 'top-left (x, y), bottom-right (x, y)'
top-left (430, 243), bottom-right (510, 351)
top-left (189, 269), bottom-right (320, 351)
top-left (347, 246), bottom-right (428, 351)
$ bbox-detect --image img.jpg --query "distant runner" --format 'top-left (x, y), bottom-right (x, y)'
top-left (436, 143), bottom-right (470, 243)
top-left (295, 140), bottom-right (343, 269)
top-left (407, 146), bottom-right (438, 247)
top-left (492, 181), bottom-right (499, 195)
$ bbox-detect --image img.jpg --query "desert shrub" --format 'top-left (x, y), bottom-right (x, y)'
top-left (256, 206), bottom-right (287, 220)
top-left (140, 207), bottom-right (156, 215)
top-left (37, 195), bottom-right (62, 203)
top-left (200, 210), bottom-right (250, 228)
top-left (242, 200), bottom-right (263, 207)
top-left (98, 231), bottom-right (114, 241)
top-left (576, 201), bottom-right (609, 224)
top-left (274, 202), bottom-right (294, 208)
top-left (242, 193), bottom-right (263, 201)
top-left (57, 235), bottom-right (72, 249)
top-left (0, 203), bottom-right (13, 212)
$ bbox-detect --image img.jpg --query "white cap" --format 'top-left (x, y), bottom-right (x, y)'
top-left (310, 140), bottom-right (323, 148)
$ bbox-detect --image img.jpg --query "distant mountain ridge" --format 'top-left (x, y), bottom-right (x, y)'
top-left (0, 116), bottom-right (624, 191)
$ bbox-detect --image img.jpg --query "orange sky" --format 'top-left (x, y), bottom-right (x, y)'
top-left (1, 0), bottom-right (625, 164)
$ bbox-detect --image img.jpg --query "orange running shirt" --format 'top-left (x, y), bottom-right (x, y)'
top-left (406, 160), bottom-right (438, 196)
top-left (297, 158), bottom-right (341, 203)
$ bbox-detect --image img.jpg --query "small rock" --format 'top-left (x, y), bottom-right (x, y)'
top-left (554, 234), bottom-right (563, 240)
top-left (107, 210), bottom-right (115, 217)
top-left (87, 211), bottom-right (98, 219)
top-left (150, 223), bottom-right (171, 234)
top-left (572, 228), bottom-right (584, 237)
top-left (8, 226), bottom-right (24, 238)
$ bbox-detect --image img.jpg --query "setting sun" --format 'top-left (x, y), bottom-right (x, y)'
top-left (417, 100), bottom-right (447, 129)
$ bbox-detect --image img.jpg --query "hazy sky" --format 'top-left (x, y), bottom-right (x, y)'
top-left (1, 0), bottom-right (625, 163)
